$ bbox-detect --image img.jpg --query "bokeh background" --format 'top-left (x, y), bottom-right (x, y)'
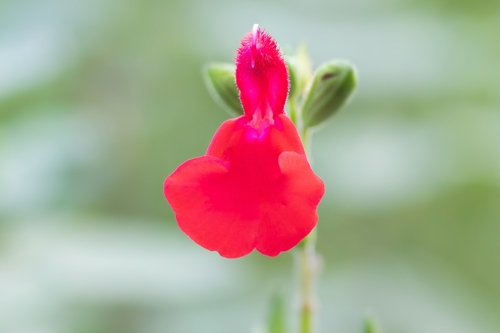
top-left (1, 0), bottom-right (500, 332)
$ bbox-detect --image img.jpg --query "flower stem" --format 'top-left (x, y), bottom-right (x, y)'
top-left (296, 128), bottom-right (319, 333)
top-left (297, 229), bottom-right (318, 333)
top-left (300, 128), bottom-right (311, 160)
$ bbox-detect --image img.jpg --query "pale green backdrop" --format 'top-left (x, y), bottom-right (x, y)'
top-left (1, 0), bottom-right (499, 332)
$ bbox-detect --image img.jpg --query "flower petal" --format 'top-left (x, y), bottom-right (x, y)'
top-left (164, 115), bottom-right (324, 258)
top-left (164, 155), bottom-right (258, 258)
top-left (255, 151), bottom-right (324, 256)
top-left (236, 26), bottom-right (289, 117)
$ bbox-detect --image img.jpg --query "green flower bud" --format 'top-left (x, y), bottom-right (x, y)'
top-left (203, 63), bottom-right (244, 116)
top-left (302, 60), bottom-right (357, 128)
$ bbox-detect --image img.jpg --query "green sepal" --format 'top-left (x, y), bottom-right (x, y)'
top-left (301, 60), bottom-right (357, 128)
top-left (203, 63), bottom-right (244, 116)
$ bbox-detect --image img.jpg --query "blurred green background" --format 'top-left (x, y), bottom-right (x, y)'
top-left (1, 0), bottom-right (499, 332)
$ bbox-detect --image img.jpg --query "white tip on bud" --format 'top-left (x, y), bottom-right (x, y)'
top-left (252, 24), bottom-right (259, 45)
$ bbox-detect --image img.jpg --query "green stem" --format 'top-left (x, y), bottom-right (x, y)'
top-left (300, 128), bottom-right (311, 160)
top-left (297, 128), bottom-right (319, 333)
top-left (297, 231), bottom-right (317, 333)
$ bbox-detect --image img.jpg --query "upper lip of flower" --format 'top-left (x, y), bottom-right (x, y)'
top-left (235, 25), bottom-right (289, 122)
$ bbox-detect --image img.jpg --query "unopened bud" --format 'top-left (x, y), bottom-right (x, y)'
top-left (204, 63), bottom-right (244, 116)
top-left (302, 60), bottom-right (357, 128)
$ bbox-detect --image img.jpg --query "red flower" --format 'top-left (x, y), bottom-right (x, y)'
top-left (164, 25), bottom-right (324, 258)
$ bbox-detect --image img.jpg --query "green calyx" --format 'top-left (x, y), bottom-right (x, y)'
top-left (203, 63), bottom-right (244, 116)
top-left (301, 60), bottom-right (357, 128)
